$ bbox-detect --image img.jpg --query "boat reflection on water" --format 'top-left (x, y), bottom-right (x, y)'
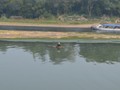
top-left (0, 41), bottom-right (120, 64)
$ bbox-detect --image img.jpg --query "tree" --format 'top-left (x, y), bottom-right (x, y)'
top-left (0, 0), bottom-right (120, 18)
top-left (87, 0), bottom-right (97, 17)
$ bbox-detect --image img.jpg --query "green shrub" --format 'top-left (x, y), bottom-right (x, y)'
top-left (0, 14), bottom-right (8, 20)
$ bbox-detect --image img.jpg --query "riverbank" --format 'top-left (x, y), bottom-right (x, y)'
top-left (1, 38), bottom-right (120, 43)
top-left (0, 30), bottom-right (120, 39)
top-left (0, 21), bottom-right (120, 40)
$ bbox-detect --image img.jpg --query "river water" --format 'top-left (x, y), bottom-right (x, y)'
top-left (0, 42), bottom-right (120, 90)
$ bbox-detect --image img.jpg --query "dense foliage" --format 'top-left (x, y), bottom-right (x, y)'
top-left (0, 0), bottom-right (120, 18)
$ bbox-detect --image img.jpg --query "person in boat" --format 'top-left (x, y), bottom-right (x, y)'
top-left (56, 42), bottom-right (62, 48)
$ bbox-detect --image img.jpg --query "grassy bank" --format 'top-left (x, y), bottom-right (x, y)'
top-left (0, 16), bottom-right (118, 25)
top-left (0, 17), bottom-right (118, 25)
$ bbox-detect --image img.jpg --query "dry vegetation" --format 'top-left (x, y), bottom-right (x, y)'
top-left (0, 30), bottom-right (120, 39)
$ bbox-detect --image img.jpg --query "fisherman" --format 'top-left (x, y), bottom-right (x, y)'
top-left (57, 42), bottom-right (61, 46)
top-left (56, 42), bottom-right (62, 48)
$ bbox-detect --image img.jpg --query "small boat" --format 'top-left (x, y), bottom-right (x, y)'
top-left (56, 45), bottom-right (63, 49)
top-left (91, 24), bottom-right (120, 33)
top-left (48, 42), bottom-right (63, 49)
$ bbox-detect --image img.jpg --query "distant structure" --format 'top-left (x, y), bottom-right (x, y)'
top-left (10, 16), bottom-right (23, 19)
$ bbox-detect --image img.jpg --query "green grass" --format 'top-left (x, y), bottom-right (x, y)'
top-left (0, 17), bottom-right (115, 25)
top-left (0, 16), bottom-right (119, 25)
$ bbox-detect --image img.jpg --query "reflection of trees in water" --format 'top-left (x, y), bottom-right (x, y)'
top-left (21, 43), bottom-right (78, 64)
top-left (0, 42), bottom-right (78, 64)
top-left (79, 43), bottom-right (120, 64)
top-left (0, 42), bottom-right (48, 61)
top-left (20, 43), bottom-right (48, 62)
top-left (0, 42), bottom-right (8, 53)
top-left (0, 42), bottom-right (11, 53)
top-left (47, 44), bottom-right (78, 64)
top-left (0, 42), bottom-right (120, 64)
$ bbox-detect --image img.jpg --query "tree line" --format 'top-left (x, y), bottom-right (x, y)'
top-left (0, 0), bottom-right (120, 19)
